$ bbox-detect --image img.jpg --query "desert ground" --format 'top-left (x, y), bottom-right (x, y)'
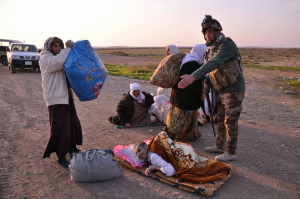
top-left (0, 48), bottom-right (300, 199)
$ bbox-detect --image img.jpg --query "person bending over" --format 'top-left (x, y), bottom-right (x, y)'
top-left (166, 44), bottom-right (207, 141)
top-left (135, 142), bottom-right (175, 176)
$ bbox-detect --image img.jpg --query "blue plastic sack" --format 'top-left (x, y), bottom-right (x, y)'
top-left (64, 40), bottom-right (108, 101)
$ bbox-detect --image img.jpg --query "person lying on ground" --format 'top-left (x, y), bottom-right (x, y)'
top-left (108, 83), bottom-right (156, 128)
top-left (40, 37), bottom-right (82, 168)
top-left (134, 131), bottom-right (230, 183)
top-left (165, 45), bottom-right (179, 56)
top-left (134, 142), bottom-right (175, 176)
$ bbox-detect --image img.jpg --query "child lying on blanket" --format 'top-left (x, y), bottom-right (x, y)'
top-left (134, 142), bottom-right (175, 176)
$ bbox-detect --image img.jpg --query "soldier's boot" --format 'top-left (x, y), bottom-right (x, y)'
top-left (204, 146), bottom-right (225, 153)
top-left (215, 152), bottom-right (237, 161)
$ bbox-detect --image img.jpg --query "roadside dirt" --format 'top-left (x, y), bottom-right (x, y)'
top-left (99, 54), bottom-right (161, 67)
top-left (0, 57), bottom-right (299, 199)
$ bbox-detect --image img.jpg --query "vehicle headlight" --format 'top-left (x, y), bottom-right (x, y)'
top-left (36, 56), bottom-right (40, 60)
top-left (12, 55), bottom-right (20, 59)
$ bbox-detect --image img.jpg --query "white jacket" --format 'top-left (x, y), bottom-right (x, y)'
top-left (40, 48), bottom-right (72, 106)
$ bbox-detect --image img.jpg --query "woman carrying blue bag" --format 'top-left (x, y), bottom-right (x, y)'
top-left (40, 37), bottom-right (82, 167)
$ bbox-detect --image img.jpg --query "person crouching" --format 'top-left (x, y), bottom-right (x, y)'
top-left (109, 83), bottom-right (156, 128)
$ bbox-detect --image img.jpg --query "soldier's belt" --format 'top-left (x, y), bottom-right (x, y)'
top-left (209, 59), bottom-right (242, 90)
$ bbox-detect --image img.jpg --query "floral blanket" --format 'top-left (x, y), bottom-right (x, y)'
top-left (115, 131), bottom-right (236, 196)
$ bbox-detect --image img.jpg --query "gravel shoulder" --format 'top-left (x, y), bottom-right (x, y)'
top-left (0, 61), bottom-right (299, 199)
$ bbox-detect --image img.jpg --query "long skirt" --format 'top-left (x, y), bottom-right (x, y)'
top-left (131, 101), bottom-right (151, 125)
top-left (43, 96), bottom-right (82, 158)
top-left (166, 104), bottom-right (201, 141)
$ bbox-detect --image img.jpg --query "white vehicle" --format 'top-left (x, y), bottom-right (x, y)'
top-left (0, 39), bottom-right (22, 66)
top-left (7, 43), bottom-right (40, 73)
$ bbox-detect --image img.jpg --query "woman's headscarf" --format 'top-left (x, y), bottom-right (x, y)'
top-left (180, 44), bottom-right (207, 69)
top-left (130, 83), bottom-right (145, 103)
top-left (42, 37), bottom-right (64, 52)
top-left (168, 45), bottom-right (179, 54)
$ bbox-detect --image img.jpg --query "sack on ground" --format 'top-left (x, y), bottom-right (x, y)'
top-left (161, 102), bottom-right (171, 124)
top-left (69, 149), bottom-right (121, 182)
top-left (64, 40), bottom-right (108, 101)
top-left (150, 104), bottom-right (163, 122)
top-left (157, 87), bottom-right (164, 95)
top-left (154, 94), bottom-right (169, 110)
top-left (150, 53), bottom-right (186, 88)
top-left (197, 107), bottom-right (207, 126)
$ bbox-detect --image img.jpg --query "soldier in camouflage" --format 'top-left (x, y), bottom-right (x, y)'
top-left (178, 15), bottom-right (246, 161)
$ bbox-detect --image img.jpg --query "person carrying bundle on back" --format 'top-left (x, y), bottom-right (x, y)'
top-left (166, 44), bottom-right (207, 141)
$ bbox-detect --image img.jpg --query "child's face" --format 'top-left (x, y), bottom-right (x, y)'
top-left (136, 145), bottom-right (148, 160)
top-left (51, 42), bottom-right (62, 55)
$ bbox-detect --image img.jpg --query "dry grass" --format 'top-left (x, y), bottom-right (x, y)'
top-left (96, 48), bottom-right (192, 57)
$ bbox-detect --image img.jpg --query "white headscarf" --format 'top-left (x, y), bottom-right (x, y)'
top-left (168, 45), bottom-right (179, 54)
top-left (130, 83), bottom-right (145, 103)
top-left (180, 44), bottom-right (207, 69)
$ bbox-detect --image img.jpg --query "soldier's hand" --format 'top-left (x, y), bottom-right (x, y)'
top-left (125, 123), bottom-right (132, 128)
top-left (178, 75), bottom-right (196, 89)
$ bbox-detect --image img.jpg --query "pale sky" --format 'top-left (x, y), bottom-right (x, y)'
top-left (1, 0), bottom-right (300, 48)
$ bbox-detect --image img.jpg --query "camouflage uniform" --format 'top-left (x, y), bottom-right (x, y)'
top-left (216, 91), bottom-right (244, 154)
top-left (192, 16), bottom-right (246, 155)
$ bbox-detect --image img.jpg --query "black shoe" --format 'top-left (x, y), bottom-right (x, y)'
top-left (57, 157), bottom-right (70, 167)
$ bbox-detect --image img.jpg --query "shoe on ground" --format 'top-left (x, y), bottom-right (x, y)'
top-left (215, 152), bottom-right (237, 162)
top-left (57, 157), bottom-right (70, 167)
top-left (204, 146), bottom-right (225, 153)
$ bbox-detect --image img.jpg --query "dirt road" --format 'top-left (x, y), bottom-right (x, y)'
top-left (0, 62), bottom-right (299, 199)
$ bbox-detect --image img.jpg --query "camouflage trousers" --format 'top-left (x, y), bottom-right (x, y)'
top-left (216, 91), bottom-right (245, 154)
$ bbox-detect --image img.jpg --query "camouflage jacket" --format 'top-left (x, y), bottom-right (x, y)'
top-left (192, 37), bottom-right (246, 92)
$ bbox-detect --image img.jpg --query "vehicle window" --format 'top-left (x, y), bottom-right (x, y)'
top-left (0, 41), bottom-right (9, 46)
top-left (11, 44), bottom-right (38, 52)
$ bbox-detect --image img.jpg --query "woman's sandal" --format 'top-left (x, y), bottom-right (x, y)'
top-left (57, 157), bottom-right (70, 167)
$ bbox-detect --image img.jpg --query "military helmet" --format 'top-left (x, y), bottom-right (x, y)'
top-left (201, 15), bottom-right (223, 34)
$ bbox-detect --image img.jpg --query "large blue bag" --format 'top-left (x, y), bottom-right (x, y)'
top-left (64, 40), bottom-right (108, 101)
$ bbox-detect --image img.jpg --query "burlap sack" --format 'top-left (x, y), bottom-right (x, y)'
top-left (150, 53), bottom-right (186, 88)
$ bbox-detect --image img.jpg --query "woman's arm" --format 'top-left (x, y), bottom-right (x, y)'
top-left (146, 153), bottom-right (175, 176)
top-left (143, 92), bottom-right (154, 107)
top-left (117, 104), bottom-right (131, 126)
top-left (42, 48), bottom-right (71, 73)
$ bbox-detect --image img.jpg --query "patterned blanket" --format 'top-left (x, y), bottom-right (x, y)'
top-left (116, 131), bottom-right (236, 196)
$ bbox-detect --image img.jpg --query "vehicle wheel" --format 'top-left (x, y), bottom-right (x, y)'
top-left (37, 66), bottom-right (41, 73)
top-left (10, 64), bottom-right (15, 73)
top-left (1, 57), bottom-right (8, 66)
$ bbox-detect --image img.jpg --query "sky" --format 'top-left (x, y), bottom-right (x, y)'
top-left (1, 0), bottom-right (300, 48)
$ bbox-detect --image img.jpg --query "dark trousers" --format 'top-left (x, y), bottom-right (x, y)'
top-left (43, 96), bottom-right (82, 158)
